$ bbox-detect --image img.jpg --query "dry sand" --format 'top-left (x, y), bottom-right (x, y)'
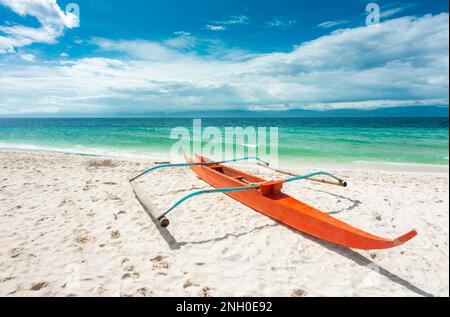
top-left (0, 150), bottom-right (448, 297)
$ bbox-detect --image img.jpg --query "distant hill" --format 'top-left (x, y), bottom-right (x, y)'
top-left (1, 105), bottom-right (448, 118)
top-left (122, 105), bottom-right (449, 118)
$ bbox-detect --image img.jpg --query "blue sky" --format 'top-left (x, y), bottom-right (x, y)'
top-left (0, 0), bottom-right (449, 115)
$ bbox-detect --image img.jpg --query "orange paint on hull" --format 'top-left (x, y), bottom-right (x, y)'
top-left (187, 155), bottom-right (417, 250)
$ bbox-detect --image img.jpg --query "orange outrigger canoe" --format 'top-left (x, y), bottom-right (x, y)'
top-left (129, 155), bottom-right (417, 250)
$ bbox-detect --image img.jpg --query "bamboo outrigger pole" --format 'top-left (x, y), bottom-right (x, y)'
top-left (256, 162), bottom-right (347, 187)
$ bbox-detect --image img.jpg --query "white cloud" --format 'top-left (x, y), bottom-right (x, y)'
top-left (0, 13), bottom-right (448, 115)
top-left (204, 15), bottom-right (250, 32)
top-left (204, 25), bottom-right (226, 31)
top-left (318, 20), bottom-right (349, 28)
top-left (213, 15), bottom-right (250, 26)
top-left (266, 17), bottom-right (297, 29)
top-left (173, 31), bottom-right (191, 37)
top-left (0, 0), bottom-right (77, 53)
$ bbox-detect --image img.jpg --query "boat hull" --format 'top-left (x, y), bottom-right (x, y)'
top-left (187, 155), bottom-right (417, 250)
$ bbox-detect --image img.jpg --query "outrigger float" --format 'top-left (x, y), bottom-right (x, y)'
top-left (129, 155), bottom-right (417, 250)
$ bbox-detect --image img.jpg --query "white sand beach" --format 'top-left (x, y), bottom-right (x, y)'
top-left (0, 150), bottom-right (448, 297)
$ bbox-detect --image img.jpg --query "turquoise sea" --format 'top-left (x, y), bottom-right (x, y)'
top-left (0, 118), bottom-right (448, 167)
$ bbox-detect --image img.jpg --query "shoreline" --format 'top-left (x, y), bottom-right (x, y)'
top-left (1, 146), bottom-right (448, 174)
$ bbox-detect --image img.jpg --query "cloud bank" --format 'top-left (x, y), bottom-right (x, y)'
top-left (0, 13), bottom-right (448, 115)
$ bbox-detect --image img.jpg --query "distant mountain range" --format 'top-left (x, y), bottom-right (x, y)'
top-left (1, 105), bottom-right (448, 118)
top-left (144, 106), bottom-right (449, 118)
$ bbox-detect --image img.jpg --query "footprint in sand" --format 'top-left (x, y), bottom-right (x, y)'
top-left (111, 230), bottom-right (121, 239)
top-left (121, 272), bottom-right (140, 280)
top-left (106, 193), bottom-right (122, 201)
top-left (74, 229), bottom-right (92, 246)
top-left (120, 260), bottom-right (141, 280)
top-left (76, 234), bottom-right (91, 245)
top-left (124, 265), bottom-right (135, 272)
top-left (183, 279), bottom-right (200, 289)
top-left (8, 248), bottom-right (23, 259)
top-left (83, 181), bottom-right (94, 192)
top-left (30, 282), bottom-right (48, 291)
top-left (150, 255), bottom-right (169, 270)
top-left (201, 287), bottom-right (213, 297)
top-left (135, 287), bottom-right (152, 297)
top-left (292, 289), bottom-right (308, 297)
